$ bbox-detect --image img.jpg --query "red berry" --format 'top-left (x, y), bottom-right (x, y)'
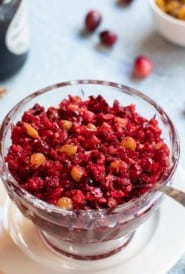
top-left (99, 30), bottom-right (118, 47)
top-left (120, 0), bottom-right (133, 4)
top-left (85, 10), bottom-right (102, 32)
top-left (133, 56), bottom-right (153, 78)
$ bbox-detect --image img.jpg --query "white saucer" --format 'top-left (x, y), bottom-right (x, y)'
top-left (1, 166), bottom-right (185, 274)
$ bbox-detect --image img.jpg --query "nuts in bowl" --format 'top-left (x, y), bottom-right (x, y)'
top-left (0, 80), bottom-right (179, 260)
top-left (150, 0), bottom-right (185, 46)
top-left (156, 0), bottom-right (185, 20)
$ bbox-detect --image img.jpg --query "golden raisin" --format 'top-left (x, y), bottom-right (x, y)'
top-left (86, 123), bottom-right (97, 131)
top-left (59, 144), bottom-right (77, 157)
top-left (30, 153), bottom-right (46, 166)
top-left (71, 166), bottom-right (85, 182)
top-left (110, 159), bottom-right (127, 173)
top-left (121, 136), bottom-right (136, 151)
top-left (114, 117), bottom-right (128, 128)
top-left (110, 160), bottom-right (122, 170)
top-left (23, 122), bottom-right (40, 139)
top-left (57, 197), bottom-right (73, 210)
top-left (59, 120), bottom-right (73, 131)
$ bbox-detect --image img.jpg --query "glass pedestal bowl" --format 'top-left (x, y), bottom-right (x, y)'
top-left (0, 80), bottom-right (180, 261)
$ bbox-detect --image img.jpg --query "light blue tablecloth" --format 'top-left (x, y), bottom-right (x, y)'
top-left (0, 0), bottom-right (185, 273)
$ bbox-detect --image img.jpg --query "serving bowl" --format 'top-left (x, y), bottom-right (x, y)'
top-left (150, 0), bottom-right (185, 46)
top-left (0, 80), bottom-right (180, 260)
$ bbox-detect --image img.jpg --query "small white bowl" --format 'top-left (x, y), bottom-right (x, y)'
top-left (150, 0), bottom-right (185, 46)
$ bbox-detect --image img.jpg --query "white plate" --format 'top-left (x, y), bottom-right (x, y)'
top-left (0, 166), bottom-right (185, 274)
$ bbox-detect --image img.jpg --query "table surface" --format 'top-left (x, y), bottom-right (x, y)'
top-left (0, 0), bottom-right (185, 273)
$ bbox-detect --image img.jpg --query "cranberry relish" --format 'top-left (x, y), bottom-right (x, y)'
top-left (6, 95), bottom-right (169, 210)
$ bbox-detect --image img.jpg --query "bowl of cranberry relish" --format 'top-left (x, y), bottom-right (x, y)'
top-left (0, 80), bottom-right (179, 260)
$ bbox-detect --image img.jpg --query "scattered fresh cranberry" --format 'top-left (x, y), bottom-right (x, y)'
top-left (99, 30), bottom-right (118, 47)
top-left (85, 10), bottom-right (102, 32)
top-left (6, 95), bottom-right (169, 210)
top-left (119, 0), bottom-right (133, 5)
top-left (133, 56), bottom-right (153, 78)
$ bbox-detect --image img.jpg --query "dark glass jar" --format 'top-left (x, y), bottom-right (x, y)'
top-left (0, 0), bottom-right (29, 80)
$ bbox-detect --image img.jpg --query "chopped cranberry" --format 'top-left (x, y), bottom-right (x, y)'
top-left (99, 30), bottom-right (118, 47)
top-left (133, 56), bottom-right (153, 78)
top-left (82, 110), bottom-right (95, 123)
top-left (6, 95), bottom-right (169, 210)
top-left (85, 10), bottom-right (102, 32)
top-left (88, 164), bottom-right (105, 183)
top-left (71, 190), bottom-right (85, 208)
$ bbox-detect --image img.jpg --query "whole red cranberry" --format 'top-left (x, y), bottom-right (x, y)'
top-left (99, 30), bottom-right (118, 47)
top-left (85, 10), bottom-right (102, 32)
top-left (120, 0), bottom-right (133, 4)
top-left (121, 0), bottom-right (133, 5)
top-left (133, 56), bottom-right (153, 78)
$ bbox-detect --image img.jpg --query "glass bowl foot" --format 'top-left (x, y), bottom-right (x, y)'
top-left (6, 200), bottom-right (160, 272)
top-left (40, 231), bottom-right (135, 260)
